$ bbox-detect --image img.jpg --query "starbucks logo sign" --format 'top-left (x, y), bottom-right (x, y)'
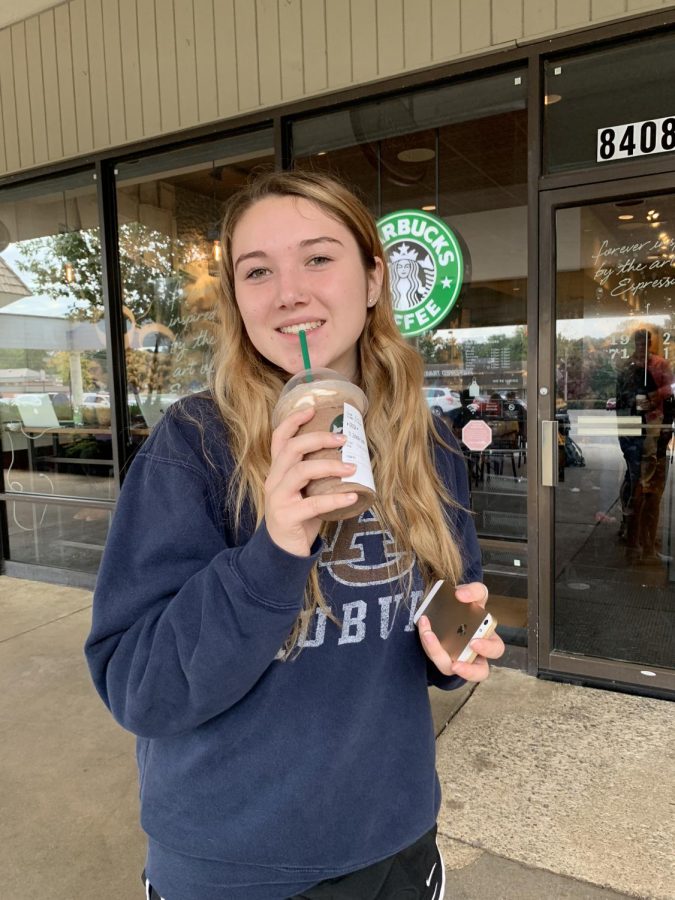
top-left (376, 209), bottom-right (464, 338)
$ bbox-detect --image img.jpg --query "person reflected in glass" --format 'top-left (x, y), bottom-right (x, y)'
top-left (505, 391), bottom-right (526, 444)
top-left (85, 171), bottom-right (504, 900)
top-left (615, 327), bottom-right (674, 563)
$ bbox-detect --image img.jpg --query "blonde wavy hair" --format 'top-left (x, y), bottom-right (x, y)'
top-left (211, 170), bottom-right (463, 655)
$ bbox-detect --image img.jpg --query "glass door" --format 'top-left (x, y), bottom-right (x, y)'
top-left (540, 177), bottom-right (675, 695)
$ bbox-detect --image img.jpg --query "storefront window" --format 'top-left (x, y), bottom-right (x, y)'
top-left (114, 129), bottom-right (274, 444)
top-left (0, 170), bottom-right (112, 573)
top-left (294, 72), bottom-right (529, 640)
top-left (544, 31), bottom-right (675, 174)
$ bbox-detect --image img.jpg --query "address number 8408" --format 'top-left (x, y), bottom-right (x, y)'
top-left (597, 116), bottom-right (675, 162)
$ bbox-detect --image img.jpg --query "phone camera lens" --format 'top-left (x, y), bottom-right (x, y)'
top-left (483, 618), bottom-right (488, 625)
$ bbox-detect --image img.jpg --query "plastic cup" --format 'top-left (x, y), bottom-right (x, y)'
top-left (272, 367), bottom-right (376, 521)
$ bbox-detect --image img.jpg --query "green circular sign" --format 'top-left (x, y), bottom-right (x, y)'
top-left (376, 209), bottom-right (464, 338)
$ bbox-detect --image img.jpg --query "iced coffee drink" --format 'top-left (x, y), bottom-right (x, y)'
top-left (272, 368), bottom-right (376, 521)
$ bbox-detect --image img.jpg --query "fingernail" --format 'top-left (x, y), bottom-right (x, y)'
top-left (333, 434), bottom-right (347, 442)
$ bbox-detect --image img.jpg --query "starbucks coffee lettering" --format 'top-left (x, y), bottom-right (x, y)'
top-left (379, 217), bottom-right (457, 267)
top-left (377, 209), bottom-right (464, 338)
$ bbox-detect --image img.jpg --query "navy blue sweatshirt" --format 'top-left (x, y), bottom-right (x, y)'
top-left (85, 394), bottom-right (481, 899)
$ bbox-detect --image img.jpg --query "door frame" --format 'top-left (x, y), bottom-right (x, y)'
top-left (537, 169), bottom-right (675, 697)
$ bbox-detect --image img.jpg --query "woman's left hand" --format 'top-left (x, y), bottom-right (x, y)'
top-left (417, 581), bottom-right (505, 683)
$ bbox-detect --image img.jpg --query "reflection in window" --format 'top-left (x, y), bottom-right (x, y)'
top-left (0, 171), bottom-right (113, 573)
top-left (115, 131), bottom-right (274, 437)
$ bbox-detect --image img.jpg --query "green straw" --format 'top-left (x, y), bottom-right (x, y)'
top-left (299, 329), bottom-right (312, 381)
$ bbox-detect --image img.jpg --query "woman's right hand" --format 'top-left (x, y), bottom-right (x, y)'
top-left (265, 407), bottom-right (358, 557)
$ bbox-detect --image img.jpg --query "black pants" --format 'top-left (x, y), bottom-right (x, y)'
top-left (142, 825), bottom-right (445, 899)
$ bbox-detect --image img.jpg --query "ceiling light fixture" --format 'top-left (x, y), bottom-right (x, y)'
top-left (544, 94), bottom-right (562, 105)
top-left (618, 214), bottom-right (634, 221)
top-left (397, 148), bottom-right (436, 162)
top-left (421, 204), bottom-right (436, 211)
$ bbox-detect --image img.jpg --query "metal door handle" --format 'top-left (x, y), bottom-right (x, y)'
top-left (541, 420), bottom-right (558, 487)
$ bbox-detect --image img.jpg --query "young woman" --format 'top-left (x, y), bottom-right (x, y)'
top-left (85, 171), bottom-right (504, 900)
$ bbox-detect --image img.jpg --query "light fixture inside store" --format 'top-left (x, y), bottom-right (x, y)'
top-left (397, 148), bottom-right (435, 162)
top-left (421, 204), bottom-right (436, 211)
top-left (618, 214), bottom-right (634, 221)
top-left (60, 190), bottom-right (77, 285)
top-left (317, 151), bottom-right (327, 156)
top-left (544, 93), bottom-right (562, 105)
top-left (208, 160), bottom-right (223, 274)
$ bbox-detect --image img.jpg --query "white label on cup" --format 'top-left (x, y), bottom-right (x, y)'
top-left (341, 402), bottom-right (375, 492)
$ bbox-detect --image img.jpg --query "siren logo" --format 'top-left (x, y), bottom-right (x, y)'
top-left (376, 210), bottom-right (464, 338)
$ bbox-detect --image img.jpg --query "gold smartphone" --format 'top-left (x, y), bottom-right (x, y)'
top-left (413, 580), bottom-right (497, 663)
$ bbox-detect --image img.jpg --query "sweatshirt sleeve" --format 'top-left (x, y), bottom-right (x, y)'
top-left (84, 424), bottom-right (319, 738)
top-left (426, 423), bottom-right (483, 691)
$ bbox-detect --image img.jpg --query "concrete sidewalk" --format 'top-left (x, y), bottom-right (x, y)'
top-left (1, 575), bottom-right (673, 899)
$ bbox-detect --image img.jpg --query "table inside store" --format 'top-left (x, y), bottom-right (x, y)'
top-left (7, 423), bottom-right (149, 476)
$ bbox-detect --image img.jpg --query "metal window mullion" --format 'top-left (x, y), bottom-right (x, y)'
top-left (95, 159), bottom-right (127, 493)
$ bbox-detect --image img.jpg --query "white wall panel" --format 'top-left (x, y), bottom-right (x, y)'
top-left (118, 0), bottom-right (143, 141)
top-left (431, 0), bottom-right (460, 61)
top-left (350, 0), bottom-right (378, 82)
top-left (194, 0), bottom-right (218, 121)
top-left (326, 0), bottom-right (352, 87)
top-left (278, 0), bottom-right (303, 100)
top-left (85, 0), bottom-right (110, 149)
top-left (0, 29), bottom-right (16, 171)
top-left (137, 0), bottom-right (161, 136)
top-left (25, 16), bottom-right (49, 164)
top-left (155, 0), bottom-right (180, 134)
top-left (234, 0), bottom-right (259, 110)
top-left (53, 2), bottom-right (78, 158)
top-left (460, 0), bottom-right (492, 52)
top-left (2, 0), bottom-right (675, 176)
top-left (11, 23), bottom-right (35, 168)
top-left (403, 0), bottom-right (431, 71)
top-left (38, 10), bottom-right (64, 160)
top-left (377, 0), bottom-right (404, 76)
top-left (0, 82), bottom-right (5, 174)
top-left (174, 0), bottom-right (199, 127)
top-left (101, 0), bottom-right (125, 145)
top-left (256, 0), bottom-right (282, 106)
top-left (592, 0), bottom-right (628, 16)
top-left (69, 0), bottom-right (94, 153)
top-left (302, 0), bottom-right (328, 94)
top-left (493, 0), bottom-right (524, 42)
top-left (556, 0), bottom-right (591, 27)
top-left (213, 0), bottom-right (239, 117)
top-left (524, 0), bottom-right (556, 34)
